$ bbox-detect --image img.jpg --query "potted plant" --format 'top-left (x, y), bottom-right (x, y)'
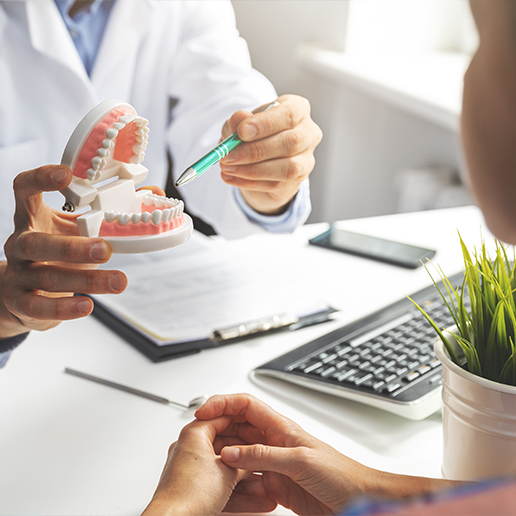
top-left (411, 236), bottom-right (516, 481)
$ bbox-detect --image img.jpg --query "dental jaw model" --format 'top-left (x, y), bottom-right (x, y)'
top-left (60, 99), bottom-right (193, 253)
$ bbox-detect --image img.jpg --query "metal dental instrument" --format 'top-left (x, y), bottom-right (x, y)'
top-left (64, 367), bottom-right (208, 409)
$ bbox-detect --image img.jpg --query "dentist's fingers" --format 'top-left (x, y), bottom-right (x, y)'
top-left (221, 118), bottom-right (315, 167)
top-left (6, 292), bottom-right (95, 323)
top-left (13, 165), bottom-right (71, 201)
top-left (137, 185), bottom-right (167, 197)
top-left (5, 233), bottom-right (113, 264)
top-left (221, 153), bottom-right (314, 183)
top-left (13, 165), bottom-right (72, 226)
top-left (221, 96), bottom-right (308, 143)
top-left (17, 264), bottom-right (127, 294)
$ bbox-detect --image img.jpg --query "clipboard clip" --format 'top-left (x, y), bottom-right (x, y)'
top-left (209, 306), bottom-right (340, 343)
top-left (210, 313), bottom-right (300, 342)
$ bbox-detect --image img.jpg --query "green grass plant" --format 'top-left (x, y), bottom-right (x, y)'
top-left (409, 235), bottom-right (516, 386)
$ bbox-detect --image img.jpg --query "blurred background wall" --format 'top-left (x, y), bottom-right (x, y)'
top-left (231, 0), bottom-right (476, 224)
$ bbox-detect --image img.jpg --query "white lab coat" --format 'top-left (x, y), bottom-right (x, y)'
top-left (0, 0), bottom-right (282, 248)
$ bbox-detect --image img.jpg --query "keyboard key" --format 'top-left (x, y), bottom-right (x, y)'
top-left (373, 380), bottom-right (386, 391)
top-left (404, 371), bottom-right (420, 382)
top-left (355, 373), bottom-right (373, 386)
top-left (358, 378), bottom-right (376, 389)
top-left (337, 346), bottom-right (352, 356)
top-left (303, 361), bottom-right (323, 374)
top-left (387, 382), bottom-right (402, 393)
top-left (417, 364), bottom-right (432, 375)
top-left (337, 369), bottom-right (358, 382)
top-left (322, 353), bottom-right (338, 364)
top-left (321, 366), bottom-right (337, 378)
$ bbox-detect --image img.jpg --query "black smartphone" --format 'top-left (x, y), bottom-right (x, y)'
top-left (309, 227), bottom-right (436, 269)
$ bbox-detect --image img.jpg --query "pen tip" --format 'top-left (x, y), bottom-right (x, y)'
top-left (175, 167), bottom-right (197, 187)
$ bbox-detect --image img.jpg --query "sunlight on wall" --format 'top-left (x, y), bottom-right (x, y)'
top-left (345, 0), bottom-right (478, 55)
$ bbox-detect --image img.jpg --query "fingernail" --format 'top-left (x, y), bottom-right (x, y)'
top-left (241, 124), bottom-right (257, 140)
top-left (77, 299), bottom-right (92, 314)
top-left (224, 150), bottom-right (238, 163)
top-left (223, 447), bottom-right (240, 462)
top-left (52, 168), bottom-right (67, 185)
top-left (110, 273), bottom-right (126, 292)
top-left (90, 242), bottom-right (109, 261)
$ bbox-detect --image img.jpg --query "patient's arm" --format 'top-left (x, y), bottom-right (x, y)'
top-left (462, 0), bottom-right (516, 244)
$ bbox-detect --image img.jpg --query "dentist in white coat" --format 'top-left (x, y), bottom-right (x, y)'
top-left (0, 0), bottom-right (322, 351)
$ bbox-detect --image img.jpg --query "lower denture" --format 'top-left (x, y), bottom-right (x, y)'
top-left (99, 202), bottom-right (184, 237)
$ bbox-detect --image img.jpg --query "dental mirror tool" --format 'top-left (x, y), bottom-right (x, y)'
top-left (64, 367), bottom-right (208, 409)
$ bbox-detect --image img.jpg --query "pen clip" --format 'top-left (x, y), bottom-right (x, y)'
top-left (210, 313), bottom-right (299, 342)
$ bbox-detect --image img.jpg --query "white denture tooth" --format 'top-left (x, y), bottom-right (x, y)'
top-left (141, 211), bottom-right (152, 223)
top-left (119, 115), bottom-right (135, 124)
top-left (170, 206), bottom-right (177, 219)
top-left (104, 211), bottom-right (118, 223)
top-left (154, 197), bottom-right (164, 208)
top-left (132, 213), bottom-right (142, 224)
top-left (106, 128), bottom-right (118, 139)
top-left (129, 155), bottom-right (140, 164)
top-left (142, 127), bottom-right (150, 134)
top-left (151, 210), bottom-right (162, 225)
top-left (179, 200), bottom-right (184, 213)
top-left (91, 156), bottom-right (102, 169)
top-left (162, 208), bottom-right (171, 222)
top-left (132, 143), bottom-right (143, 154)
top-left (143, 195), bottom-right (154, 206)
top-left (118, 213), bottom-right (132, 226)
top-left (102, 138), bottom-right (113, 149)
top-left (113, 122), bottom-right (125, 130)
top-left (139, 118), bottom-right (149, 126)
top-left (86, 168), bottom-right (96, 181)
top-left (164, 198), bottom-right (172, 208)
top-left (98, 148), bottom-right (107, 157)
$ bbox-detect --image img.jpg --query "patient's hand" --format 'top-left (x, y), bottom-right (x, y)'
top-left (1, 165), bottom-right (127, 337)
top-left (142, 416), bottom-right (277, 516)
top-left (196, 394), bottom-right (461, 515)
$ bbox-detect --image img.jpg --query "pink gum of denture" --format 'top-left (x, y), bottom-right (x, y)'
top-left (99, 215), bottom-right (185, 237)
top-left (73, 107), bottom-right (136, 179)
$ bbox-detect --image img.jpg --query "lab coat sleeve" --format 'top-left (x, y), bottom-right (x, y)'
top-left (166, 1), bottom-right (310, 239)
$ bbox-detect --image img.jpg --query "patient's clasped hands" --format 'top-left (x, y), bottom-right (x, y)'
top-left (143, 394), bottom-right (457, 516)
top-left (142, 394), bottom-right (395, 516)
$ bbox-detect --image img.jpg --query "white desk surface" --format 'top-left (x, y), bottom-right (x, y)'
top-left (0, 206), bottom-right (490, 515)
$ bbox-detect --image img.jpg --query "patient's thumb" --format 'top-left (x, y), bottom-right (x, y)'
top-left (221, 444), bottom-right (300, 477)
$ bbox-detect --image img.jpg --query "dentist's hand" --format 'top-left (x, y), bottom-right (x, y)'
top-left (1, 165), bottom-right (127, 337)
top-left (220, 94), bottom-right (322, 215)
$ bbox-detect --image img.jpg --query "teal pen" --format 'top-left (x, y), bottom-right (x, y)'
top-left (175, 100), bottom-right (280, 187)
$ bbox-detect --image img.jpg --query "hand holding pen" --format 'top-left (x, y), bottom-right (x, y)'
top-left (177, 94), bottom-right (323, 216)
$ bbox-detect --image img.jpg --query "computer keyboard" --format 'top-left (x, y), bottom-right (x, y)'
top-left (253, 271), bottom-right (467, 420)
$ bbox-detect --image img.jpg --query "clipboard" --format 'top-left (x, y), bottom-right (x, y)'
top-left (90, 232), bottom-right (340, 362)
top-left (91, 297), bottom-right (339, 362)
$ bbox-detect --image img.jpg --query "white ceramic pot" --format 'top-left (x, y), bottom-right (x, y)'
top-left (435, 336), bottom-right (516, 481)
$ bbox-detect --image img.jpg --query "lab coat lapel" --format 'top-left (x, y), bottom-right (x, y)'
top-left (24, 0), bottom-right (94, 94)
top-left (91, 0), bottom-right (152, 99)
